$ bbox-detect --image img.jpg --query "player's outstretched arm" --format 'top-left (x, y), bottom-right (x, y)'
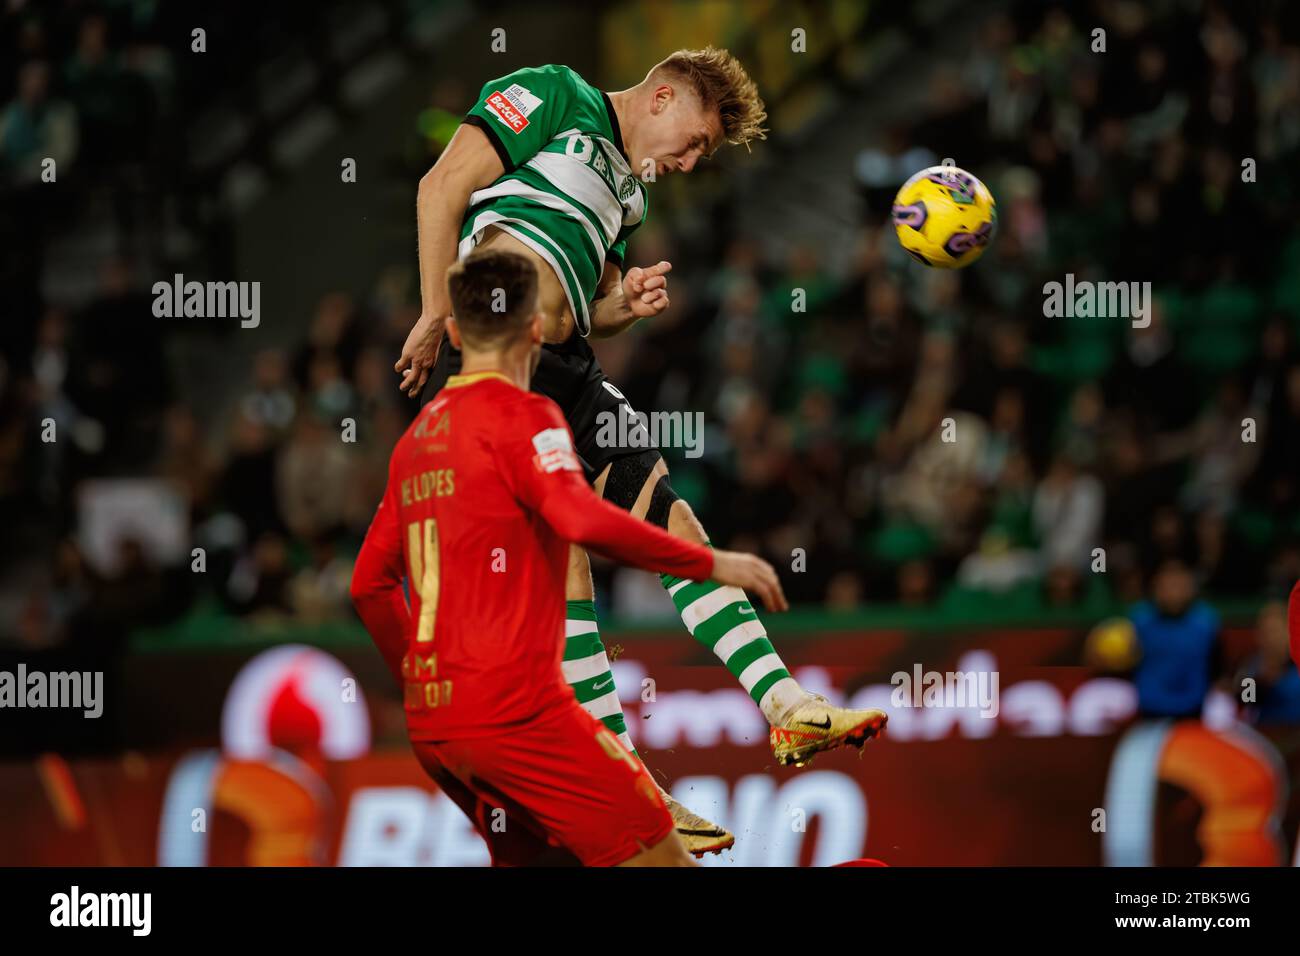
top-left (508, 399), bottom-right (788, 609)
top-left (350, 488), bottom-right (411, 685)
top-left (396, 124), bottom-right (505, 397)
top-left (537, 482), bottom-right (788, 612)
top-left (588, 260), bottom-right (672, 338)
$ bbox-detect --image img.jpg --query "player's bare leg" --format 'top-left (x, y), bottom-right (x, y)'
top-left (563, 542), bottom-right (734, 856)
top-left (596, 455), bottom-right (887, 768)
top-left (616, 831), bottom-right (696, 868)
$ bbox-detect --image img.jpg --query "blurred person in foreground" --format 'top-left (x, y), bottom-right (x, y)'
top-left (350, 251), bottom-right (789, 866)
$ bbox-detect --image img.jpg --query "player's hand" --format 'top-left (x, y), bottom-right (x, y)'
top-left (708, 550), bottom-right (789, 613)
top-left (623, 261), bottom-right (671, 319)
top-left (395, 312), bottom-right (443, 398)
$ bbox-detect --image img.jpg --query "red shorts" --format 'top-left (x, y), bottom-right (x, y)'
top-left (410, 702), bottom-right (674, 867)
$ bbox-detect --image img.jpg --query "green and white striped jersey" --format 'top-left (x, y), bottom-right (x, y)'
top-left (460, 64), bottom-right (648, 336)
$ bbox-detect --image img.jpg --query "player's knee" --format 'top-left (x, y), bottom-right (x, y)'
top-left (662, 489), bottom-right (707, 544)
top-left (645, 474), bottom-right (681, 530)
top-left (602, 450), bottom-right (662, 513)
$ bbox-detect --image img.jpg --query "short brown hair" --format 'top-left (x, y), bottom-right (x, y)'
top-left (650, 46), bottom-right (767, 149)
top-left (446, 249), bottom-right (538, 346)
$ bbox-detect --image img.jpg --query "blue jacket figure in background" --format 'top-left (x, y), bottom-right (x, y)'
top-left (1130, 559), bottom-right (1223, 719)
top-left (1101, 559), bottom-right (1286, 866)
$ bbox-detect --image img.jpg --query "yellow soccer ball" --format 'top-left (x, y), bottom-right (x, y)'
top-left (891, 165), bottom-right (997, 268)
top-left (1084, 617), bottom-right (1142, 671)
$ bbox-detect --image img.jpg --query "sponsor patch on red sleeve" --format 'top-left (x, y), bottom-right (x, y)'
top-left (531, 427), bottom-right (581, 474)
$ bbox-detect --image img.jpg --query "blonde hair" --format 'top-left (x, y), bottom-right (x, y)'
top-left (649, 46), bottom-right (768, 149)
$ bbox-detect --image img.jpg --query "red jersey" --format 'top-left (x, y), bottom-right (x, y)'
top-left (351, 370), bottom-right (713, 741)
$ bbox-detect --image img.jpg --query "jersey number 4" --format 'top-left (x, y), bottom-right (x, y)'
top-left (406, 519), bottom-right (440, 643)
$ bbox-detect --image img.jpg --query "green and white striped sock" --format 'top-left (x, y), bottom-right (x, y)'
top-left (661, 572), bottom-right (802, 723)
top-left (562, 599), bottom-right (637, 756)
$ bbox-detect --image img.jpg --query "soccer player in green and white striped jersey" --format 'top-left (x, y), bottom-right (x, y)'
top-left (394, 48), bottom-right (886, 856)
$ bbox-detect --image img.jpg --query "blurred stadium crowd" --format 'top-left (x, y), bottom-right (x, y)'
top-left (638, 0), bottom-right (1300, 617)
top-left (2, 0), bottom-right (1300, 653)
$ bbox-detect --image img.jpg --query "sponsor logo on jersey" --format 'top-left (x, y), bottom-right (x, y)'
top-left (485, 83), bottom-right (542, 134)
top-left (503, 83), bottom-right (542, 115)
top-left (413, 407), bottom-right (450, 440)
top-left (531, 427), bottom-right (580, 474)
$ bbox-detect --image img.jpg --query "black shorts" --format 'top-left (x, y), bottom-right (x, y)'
top-left (422, 334), bottom-right (649, 484)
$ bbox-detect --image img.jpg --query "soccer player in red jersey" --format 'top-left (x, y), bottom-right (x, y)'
top-left (350, 250), bottom-right (787, 866)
